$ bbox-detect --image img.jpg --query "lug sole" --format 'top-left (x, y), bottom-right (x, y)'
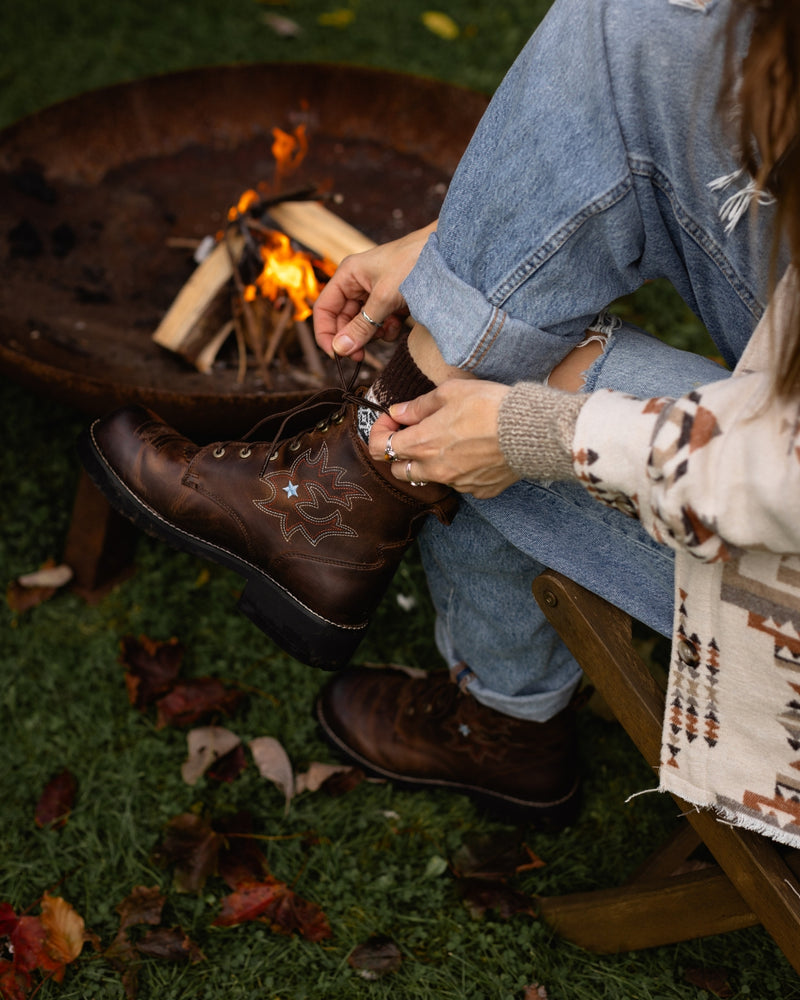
top-left (77, 427), bottom-right (367, 670)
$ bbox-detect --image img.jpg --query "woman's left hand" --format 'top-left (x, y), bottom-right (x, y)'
top-left (368, 379), bottom-right (520, 499)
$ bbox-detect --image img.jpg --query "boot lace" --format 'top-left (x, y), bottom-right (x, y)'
top-left (211, 353), bottom-right (389, 461)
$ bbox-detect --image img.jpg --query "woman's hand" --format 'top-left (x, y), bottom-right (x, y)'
top-left (312, 222), bottom-right (436, 360)
top-left (368, 379), bottom-right (520, 499)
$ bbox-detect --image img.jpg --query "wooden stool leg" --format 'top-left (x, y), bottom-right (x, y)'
top-left (63, 468), bottom-right (138, 599)
top-left (532, 570), bottom-right (800, 973)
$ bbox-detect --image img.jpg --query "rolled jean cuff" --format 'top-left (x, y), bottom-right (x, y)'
top-left (465, 669), bottom-right (583, 723)
top-left (401, 236), bottom-right (586, 383)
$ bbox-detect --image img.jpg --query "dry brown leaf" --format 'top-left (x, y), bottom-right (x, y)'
top-left (523, 986), bottom-right (548, 1000)
top-left (249, 736), bottom-right (294, 811)
top-left (347, 935), bottom-right (402, 980)
top-left (17, 564), bottom-right (73, 588)
top-left (181, 727), bottom-right (242, 785)
top-left (295, 761), bottom-right (353, 794)
top-left (39, 893), bottom-right (97, 964)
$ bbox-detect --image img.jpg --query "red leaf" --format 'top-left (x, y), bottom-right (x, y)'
top-left (206, 743), bottom-right (248, 784)
top-left (0, 902), bottom-right (18, 936)
top-left (11, 915), bottom-right (65, 980)
top-left (216, 814), bottom-right (270, 889)
top-left (120, 635), bottom-right (184, 710)
top-left (212, 879), bottom-right (285, 927)
top-left (0, 959), bottom-right (30, 1000)
top-left (154, 678), bottom-right (244, 729)
top-left (34, 769), bottom-right (77, 829)
top-left (213, 878), bottom-right (331, 941)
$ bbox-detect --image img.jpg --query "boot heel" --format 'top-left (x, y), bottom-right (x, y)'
top-left (236, 577), bottom-right (367, 671)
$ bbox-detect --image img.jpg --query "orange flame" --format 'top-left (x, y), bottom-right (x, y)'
top-left (271, 125), bottom-right (308, 187)
top-left (246, 230), bottom-right (326, 321)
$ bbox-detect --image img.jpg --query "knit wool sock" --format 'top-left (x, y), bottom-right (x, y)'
top-left (356, 332), bottom-right (436, 444)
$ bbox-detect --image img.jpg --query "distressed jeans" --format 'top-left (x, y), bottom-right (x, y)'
top-left (399, 0), bottom-right (779, 721)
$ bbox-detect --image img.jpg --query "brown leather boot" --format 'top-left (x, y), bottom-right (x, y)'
top-left (316, 666), bottom-right (581, 829)
top-left (77, 391), bottom-right (457, 670)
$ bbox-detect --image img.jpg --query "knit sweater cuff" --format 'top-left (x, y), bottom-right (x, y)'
top-left (498, 382), bottom-right (587, 482)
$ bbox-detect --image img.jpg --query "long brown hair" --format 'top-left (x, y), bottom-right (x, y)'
top-left (723, 0), bottom-right (800, 395)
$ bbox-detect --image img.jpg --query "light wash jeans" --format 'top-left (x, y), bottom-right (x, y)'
top-left (400, 0), bottom-right (780, 721)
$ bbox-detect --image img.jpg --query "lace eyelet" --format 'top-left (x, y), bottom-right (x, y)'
top-left (269, 451), bottom-right (279, 462)
top-left (213, 446), bottom-right (226, 459)
top-left (288, 439), bottom-right (302, 452)
top-left (331, 409), bottom-right (346, 424)
top-left (239, 446), bottom-right (252, 459)
top-left (315, 419), bottom-right (330, 433)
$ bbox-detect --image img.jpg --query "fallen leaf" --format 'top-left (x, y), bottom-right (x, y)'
top-left (0, 902), bottom-right (18, 936)
top-left (317, 8), bottom-right (355, 27)
top-left (451, 832), bottom-right (545, 880)
top-left (213, 878), bottom-right (331, 941)
top-left (262, 12), bottom-right (302, 36)
top-left (295, 761), bottom-right (353, 794)
top-left (347, 935), bottom-right (402, 979)
top-left (39, 893), bottom-right (97, 964)
top-left (135, 926), bottom-right (205, 964)
top-left (421, 11), bottom-right (459, 40)
top-left (17, 564), bottom-right (73, 588)
top-left (152, 813), bottom-right (222, 893)
top-left (523, 985), bottom-right (548, 1000)
top-left (684, 967), bottom-right (734, 997)
top-left (457, 877), bottom-right (537, 920)
top-left (0, 959), bottom-right (30, 1000)
top-left (181, 727), bottom-right (242, 785)
top-left (156, 677), bottom-right (244, 729)
top-left (206, 743), bottom-right (248, 783)
top-left (249, 736), bottom-right (294, 811)
top-left (10, 915), bottom-right (66, 981)
top-left (320, 766), bottom-right (366, 796)
top-left (34, 768), bottom-right (77, 829)
top-left (115, 886), bottom-right (166, 932)
top-left (120, 635), bottom-right (184, 710)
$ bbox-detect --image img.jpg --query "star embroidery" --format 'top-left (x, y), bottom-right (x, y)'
top-left (458, 723), bottom-right (471, 738)
top-left (283, 481), bottom-right (299, 498)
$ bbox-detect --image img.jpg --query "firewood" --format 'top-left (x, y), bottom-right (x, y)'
top-left (267, 201), bottom-right (376, 263)
top-left (152, 201), bottom-right (377, 374)
top-left (152, 234), bottom-right (244, 358)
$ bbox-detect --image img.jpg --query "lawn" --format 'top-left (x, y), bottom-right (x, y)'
top-left (1, 1), bottom-right (798, 998)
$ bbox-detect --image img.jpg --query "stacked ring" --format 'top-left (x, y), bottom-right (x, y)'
top-left (384, 432), bottom-right (398, 462)
top-left (405, 460), bottom-right (428, 487)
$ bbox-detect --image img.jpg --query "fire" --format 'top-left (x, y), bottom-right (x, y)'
top-left (245, 229), bottom-right (326, 321)
top-left (272, 124), bottom-right (308, 188)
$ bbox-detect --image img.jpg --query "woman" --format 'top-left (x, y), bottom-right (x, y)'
top-left (312, 0), bottom-right (800, 845)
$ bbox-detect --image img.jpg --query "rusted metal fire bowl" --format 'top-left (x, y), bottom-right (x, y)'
top-left (0, 63), bottom-right (487, 437)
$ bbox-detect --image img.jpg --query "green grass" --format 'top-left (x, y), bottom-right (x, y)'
top-left (1, 0), bottom-right (798, 997)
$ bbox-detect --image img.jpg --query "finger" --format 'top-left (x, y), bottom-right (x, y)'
top-left (367, 411), bottom-right (402, 462)
top-left (331, 303), bottom-right (389, 359)
top-left (387, 387), bottom-right (442, 427)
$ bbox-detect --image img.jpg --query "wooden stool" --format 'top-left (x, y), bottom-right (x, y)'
top-left (532, 569), bottom-right (800, 973)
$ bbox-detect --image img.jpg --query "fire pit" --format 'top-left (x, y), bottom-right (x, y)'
top-left (0, 63), bottom-right (488, 437)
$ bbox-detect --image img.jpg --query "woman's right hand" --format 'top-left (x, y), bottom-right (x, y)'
top-left (312, 221), bottom-right (437, 360)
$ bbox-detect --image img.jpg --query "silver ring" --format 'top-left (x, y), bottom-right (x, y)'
top-left (384, 432), bottom-right (397, 462)
top-left (361, 309), bottom-right (383, 328)
top-left (405, 460), bottom-right (427, 487)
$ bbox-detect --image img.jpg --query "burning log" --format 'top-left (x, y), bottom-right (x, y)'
top-left (152, 196), bottom-right (378, 381)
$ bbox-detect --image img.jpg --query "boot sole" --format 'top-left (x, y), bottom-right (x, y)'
top-left (315, 697), bottom-right (581, 830)
top-left (77, 426), bottom-right (367, 670)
